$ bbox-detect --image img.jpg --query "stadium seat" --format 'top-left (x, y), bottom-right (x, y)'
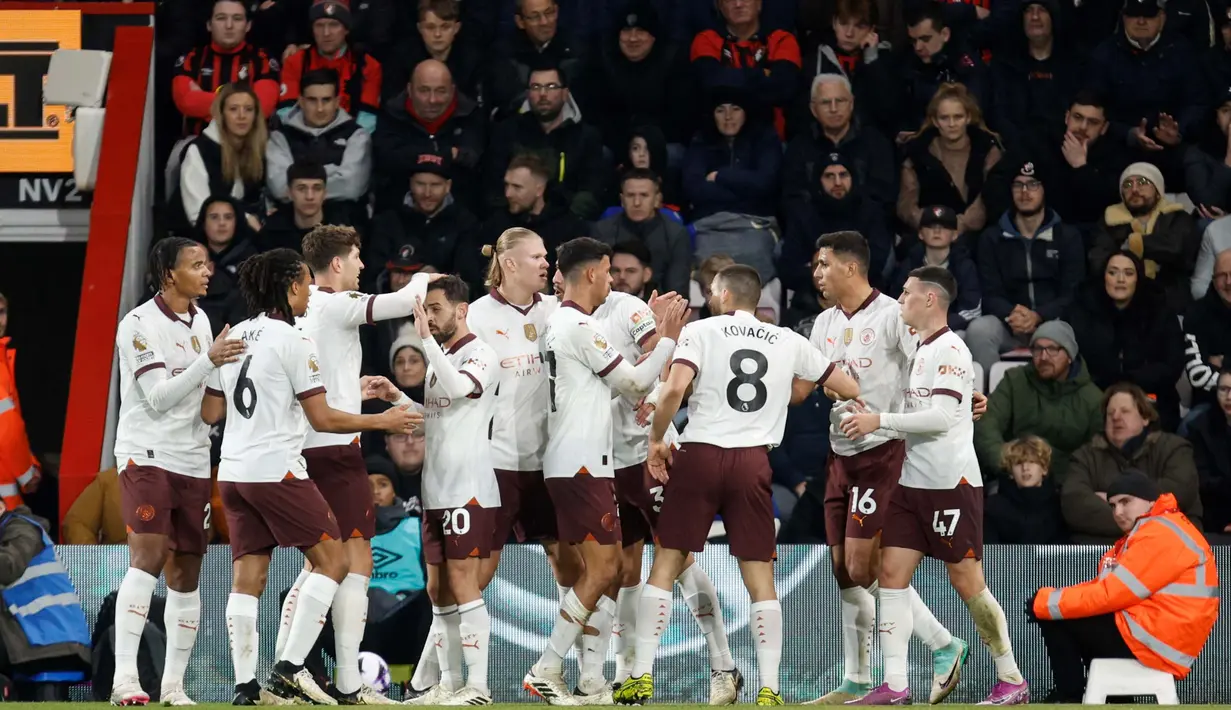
top-left (988, 361), bottom-right (1027, 393)
top-left (1083, 658), bottom-right (1178, 705)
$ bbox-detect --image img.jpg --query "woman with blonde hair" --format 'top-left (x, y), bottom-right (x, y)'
top-left (897, 83), bottom-right (1002, 235)
top-left (179, 83), bottom-right (269, 232)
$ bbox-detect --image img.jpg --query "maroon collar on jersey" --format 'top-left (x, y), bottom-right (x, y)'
top-left (919, 325), bottom-right (952, 346)
top-left (154, 293), bottom-right (197, 328)
top-left (489, 287), bottom-right (542, 316)
top-left (840, 289), bottom-right (880, 319)
top-left (317, 286), bottom-right (335, 293)
top-left (446, 332), bottom-right (477, 355)
top-left (561, 300), bottom-right (591, 315)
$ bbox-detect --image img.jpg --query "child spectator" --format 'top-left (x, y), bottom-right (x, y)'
top-left (985, 435), bottom-right (1068, 543)
top-left (887, 205), bottom-right (982, 334)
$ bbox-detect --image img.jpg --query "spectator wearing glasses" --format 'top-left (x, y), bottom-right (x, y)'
top-left (483, 64), bottom-right (606, 220)
top-left (382, 0), bottom-right (483, 104)
top-left (1090, 162), bottom-right (1202, 312)
top-left (974, 320), bottom-right (1106, 483)
top-left (487, 0), bottom-right (588, 119)
top-left (968, 159), bottom-right (1084, 373)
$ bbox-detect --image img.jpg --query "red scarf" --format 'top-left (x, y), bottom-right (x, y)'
top-left (405, 94), bottom-right (458, 135)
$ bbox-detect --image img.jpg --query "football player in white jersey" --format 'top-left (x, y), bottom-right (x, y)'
top-left (200, 250), bottom-right (420, 705)
top-left (524, 237), bottom-right (688, 704)
top-left (579, 271), bottom-right (741, 704)
top-left (841, 266), bottom-right (1028, 706)
top-left (269, 226), bottom-right (432, 705)
top-left (805, 231), bottom-right (973, 705)
top-left (618, 265), bottom-right (859, 707)
top-left (110, 238), bottom-right (246, 706)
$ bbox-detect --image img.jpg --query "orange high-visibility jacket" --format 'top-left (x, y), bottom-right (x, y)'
top-left (1032, 494), bottom-right (1219, 679)
top-left (0, 338), bottom-right (39, 509)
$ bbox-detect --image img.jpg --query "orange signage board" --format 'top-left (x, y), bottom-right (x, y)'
top-left (0, 10), bottom-right (82, 173)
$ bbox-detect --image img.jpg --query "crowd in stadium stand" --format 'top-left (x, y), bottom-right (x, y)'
top-left (0, 0), bottom-right (1213, 549)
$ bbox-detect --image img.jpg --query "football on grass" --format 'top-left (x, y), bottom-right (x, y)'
top-left (358, 651), bottom-right (391, 692)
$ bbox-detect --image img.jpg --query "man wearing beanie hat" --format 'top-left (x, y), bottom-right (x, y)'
top-left (1028, 469), bottom-right (1217, 701)
top-left (1090, 160), bottom-right (1202, 311)
top-left (973, 318), bottom-right (1104, 483)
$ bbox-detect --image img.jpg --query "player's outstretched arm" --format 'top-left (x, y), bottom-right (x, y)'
top-left (367, 272), bottom-right (444, 322)
top-left (301, 392), bottom-right (423, 434)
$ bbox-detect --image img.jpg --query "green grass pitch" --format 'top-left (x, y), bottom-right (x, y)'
top-left (13, 705), bottom-right (1231, 709)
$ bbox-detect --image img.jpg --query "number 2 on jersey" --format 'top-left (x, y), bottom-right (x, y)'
top-left (234, 355), bottom-right (258, 419)
top-left (726, 349), bottom-right (768, 413)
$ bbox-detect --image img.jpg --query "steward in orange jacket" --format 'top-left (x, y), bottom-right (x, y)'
top-left (0, 335), bottom-right (40, 510)
top-left (1029, 471), bottom-right (1218, 701)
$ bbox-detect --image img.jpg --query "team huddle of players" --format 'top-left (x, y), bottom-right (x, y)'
top-left (106, 223), bottom-right (1029, 708)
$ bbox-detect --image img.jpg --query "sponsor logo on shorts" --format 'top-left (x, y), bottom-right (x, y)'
top-left (136, 504), bottom-right (155, 522)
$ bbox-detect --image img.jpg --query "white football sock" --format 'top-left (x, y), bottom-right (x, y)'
top-left (441, 606), bottom-right (464, 691)
top-left (536, 589), bottom-right (592, 676)
top-left (630, 584), bottom-right (672, 678)
top-left (411, 606), bottom-right (450, 690)
top-left (226, 593), bottom-right (260, 685)
top-left (281, 573), bottom-right (338, 666)
top-left (579, 595), bottom-right (615, 692)
top-left (678, 564), bottom-right (735, 672)
top-left (331, 573), bottom-right (369, 694)
top-left (878, 587), bottom-right (913, 692)
top-left (909, 586), bottom-right (952, 651)
top-left (838, 585), bottom-right (875, 685)
top-left (114, 568), bottom-right (157, 685)
top-left (458, 599), bottom-right (491, 694)
top-left (750, 600), bottom-right (782, 694)
top-left (966, 588), bottom-right (1024, 683)
top-left (275, 568), bottom-right (311, 661)
top-left (161, 588), bottom-right (200, 690)
top-left (612, 584), bottom-right (641, 683)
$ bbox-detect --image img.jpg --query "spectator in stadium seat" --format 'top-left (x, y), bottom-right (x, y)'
top-left (486, 0), bottom-right (589, 119)
top-left (1182, 248), bottom-right (1231, 413)
top-left (887, 205), bottom-right (982, 333)
top-left (780, 150), bottom-right (892, 294)
top-left (897, 82), bottom-right (1002, 236)
top-left (1181, 89), bottom-right (1231, 217)
top-left (985, 91), bottom-right (1130, 233)
top-left (1085, 0), bottom-right (1209, 153)
top-left (607, 240), bottom-right (658, 301)
top-left (974, 320), bottom-right (1105, 483)
top-left (793, 0), bottom-right (897, 139)
top-left (893, 3), bottom-right (988, 138)
top-left (390, 337), bottom-right (428, 401)
top-left (381, 0), bottom-right (483, 103)
top-left (265, 68), bottom-right (371, 210)
top-left (618, 125), bottom-right (684, 209)
top-left (1089, 162), bottom-right (1202, 312)
top-left (195, 196), bottom-right (257, 337)
top-left (690, 0), bottom-right (801, 137)
top-left (178, 84), bottom-right (268, 231)
top-left (682, 88), bottom-right (782, 220)
top-left (1065, 251), bottom-right (1186, 431)
top-left (587, 2), bottom-right (696, 158)
top-left (1063, 383), bottom-right (1202, 542)
top-left (782, 74), bottom-right (896, 212)
top-left (968, 159), bottom-right (1084, 372)
top-left (383, 431), bottom-right (425, 505)
top-left (987, 0), bottom-right (1082, 149)
top-left (368, 150), bottom-right (478, 284)
top-left (261, 161), bottom-right (356, 252)
top-left (590, 168), bottom-right (691, 295)
top-left (372, 59), bottom-right (486, 212)
top-left (462, 153), bottom-right (588, 294)
top-left (172, 0), bottom-right (279, 137)
top-left (483, 64), bottom-right (607, 220)
top-left (1187, 368), bottom-right (1231, 535)
top-left (278, 0), bottom-right (383, 133)
top-left (367, 465), bottom-right (425, 596)
top-left (984, 436), bottom-right (1068, 544)
top-left (61, 468), bottom-right (126, 545)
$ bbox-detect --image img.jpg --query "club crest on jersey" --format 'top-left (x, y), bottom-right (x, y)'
top-left (524, 324), bottom-right (538, 342)
top-left (843, 328), bottom-right (853, 345)
top-left (191, 336), bottom-right (201, 353)
top-left (860, 328), bottom-right (875, 346)
top-left (592, 333), bottom-right (609, 350)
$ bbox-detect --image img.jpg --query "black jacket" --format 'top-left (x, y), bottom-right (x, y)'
top-left (587, 39), bottom-right (696, 149)
top-left (381, 34), bottom-right (485, 104)
top-left (780, 184), bottom-right (892, 294)
top-left (1183, 287), bottom-right (1231, 409)
top-left (984, 476), bottom-right (1069, 543)
top-left (888, 243), bottom-right (983, 332)
top-left (590, 213), bottom-right (692, 295)
top-left (1187, 406), bottom-right (1231, 532)
top-left (1090, 201), bottom-right (1203, 313)
top-left (258, 202), bottom-right (359, 254)
top-left (977, 209), bottom-right (1086, 320)
top-left (988, 43), bottom-right (1084, 150)
top-left (893, 43), bottom-right (989, 132)
top-left (486, 30), bottom-right (589, 119)
top-left (681, 123), bottom-right (782, 220)
top-left (782, 119), bottom-right (897, 211)
top-left (901, 126), bottom-right (1001, 219)
top-left (483, 107), bottom-right (607, 220)
top-left (372, 90), bottom-right (487, 211)
top-left (367, 194), bottom-right (478, 288)
top-left (793, 40), bottom-right (898, 138)
top-left (193, 197), bottom-right (258, 337)
top-left (458, 200), bottom-right (589, 295)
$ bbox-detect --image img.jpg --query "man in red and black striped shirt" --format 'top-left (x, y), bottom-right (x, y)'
top-left (278, 0), bottom-right (383, 133)
top-left (172, 0), bottom-right (280, 137)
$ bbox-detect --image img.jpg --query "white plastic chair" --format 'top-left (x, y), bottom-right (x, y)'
top-left (1083, 658), bottom-right (1178, 705)
top-left (988, 361), bottom-right (1027, 393)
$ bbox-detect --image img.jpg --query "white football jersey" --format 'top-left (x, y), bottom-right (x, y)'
top-left (422, 333), bottom-right (501, 509)
top-left (674, 310), bottom-right (836, 448)
top-left (810, 291), bottom-right (916, 457)
top-left (466, 290), bottom-right (559, 471)
top-left (593, 292), bottom-right (658, 468)
top-left (543, 302), bottom-right (624, 479)
top-left (208, 314), bottom-right (325, 483)
top-left (296, 286), bottom-right (374, 449)
top-left (114, 296), bottom-right (215, 478)
top-left (889, 328), bottom-right (982, 490)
